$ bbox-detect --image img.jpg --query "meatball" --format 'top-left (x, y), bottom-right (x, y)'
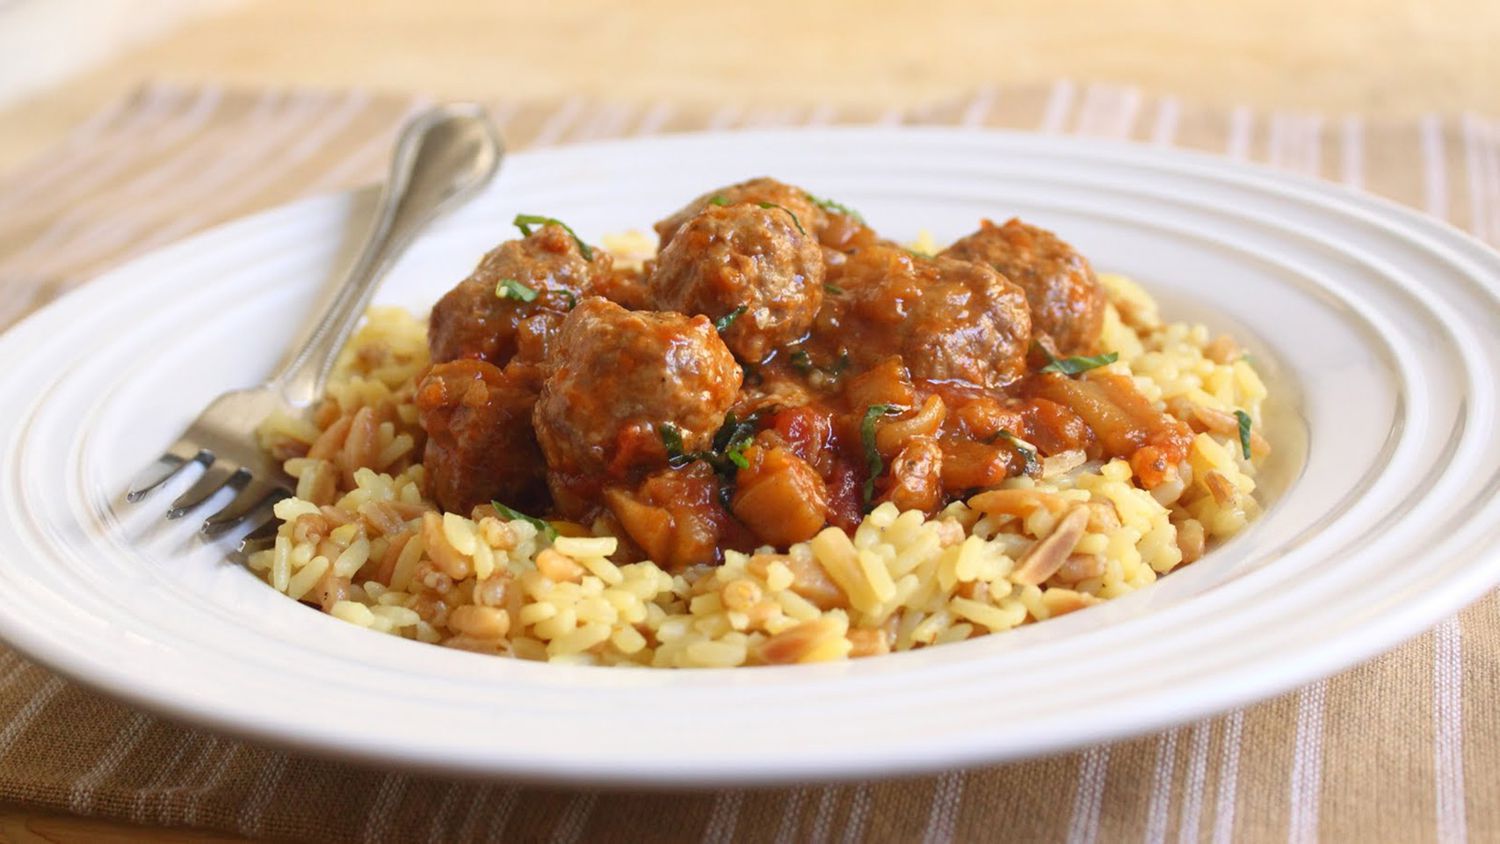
top-left (941, 218), bottom-right (1105, 355)
top-left (428, 223), bottom-right (607, 365)
top-left (533, 297), bottom-right (742, 506)
top-left (415, 359), bottom-right (548, 514)
top-left (836, 245), bottom-right (1032, 389)
top-left (648, 204), bottom-right (824, 362)
top-left (584, 263), bottom-right (653, 311)
top-left (654, 176), bottom-right (876, 253)
top-left (501, 310), bottom-right (568, 393)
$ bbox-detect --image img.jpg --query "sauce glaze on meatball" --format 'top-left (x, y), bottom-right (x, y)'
top-left (649, 204), bottom-right (824, 362)
top-left (941, 218), bottom-right (1105, 355)
top-left (654, 177), bottom-right (830, 251)
top-left (428, 223), bottom-right (608, 366)
top-left (416, 359), bottom-right (548, 514)
top-left (835, 245), bottom-right (1032, 390)
top-left (532, 297), bottom-right (743, 511)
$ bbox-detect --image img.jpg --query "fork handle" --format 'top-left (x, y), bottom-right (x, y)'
top-left (268, 103), bottom-right (503, 406)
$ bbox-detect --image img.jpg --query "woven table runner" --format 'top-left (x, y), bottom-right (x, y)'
top-left (0, 81), bottom-right (1498, 843)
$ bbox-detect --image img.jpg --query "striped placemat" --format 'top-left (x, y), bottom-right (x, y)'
top-left (1, 81), bottom-right (1498, 843)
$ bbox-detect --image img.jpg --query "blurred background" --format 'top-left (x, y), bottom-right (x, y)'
top-left (2, 1), bottom-right (1500, 840)
top-left (2, 0), bottom-right (1498, 177)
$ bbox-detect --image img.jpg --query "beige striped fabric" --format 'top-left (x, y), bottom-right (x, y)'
top-left (1, 81), bottom-right (1498, 843)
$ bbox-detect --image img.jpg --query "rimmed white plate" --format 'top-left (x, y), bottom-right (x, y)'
top-left (2, 128), bottom-right (1498, 785)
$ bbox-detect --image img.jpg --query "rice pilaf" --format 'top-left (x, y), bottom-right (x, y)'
top-left (251, 271), bottom-right (1269, 668)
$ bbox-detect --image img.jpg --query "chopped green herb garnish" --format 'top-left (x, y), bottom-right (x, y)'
top-left (711, 411), bottom-right (746, 453)
top-left (662, 413), bottom-right (766, 475)
top-left (1039, 350), bottom-right (1119, 376)
top-left (711, 410), bottom-right (763, 474)
top-left (725, 441), bottom-right (751, 469)
top-left (1234, 410), bottom-right (1253, 460)
top-left (708, 194), bottom-right (731, 206)
top-left (996, 431), bottom-right (1041, 477)
top-left (860, 404), bottom-right (904, 505)
top-left (823, 283), bottom-right (844, 295)
top-left (804, 191), bottom-right (865, 224)
top-left (659, 423), bottom-right (689, 467)
top-left (513, 213), bottom-right (594, 259)
top-left (498, 279), bottom-right (576, 309)
top-left (491, 501), bottom-right (558, 542)
top-left (785, 348), bottom-right (849, 380)
top-left (495, 278), bottom-right (538, 302)
top-left (756, 202), bottom-right (806, 235)
top-left (712, 408), bottom-right (770, 454)
top-left (714, 305), bottom-right (747, 333)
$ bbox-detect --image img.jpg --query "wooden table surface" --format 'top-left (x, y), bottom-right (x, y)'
top-left (3, 0), bottom-right (1499, 178)
top-left (2, 0), bottom-right (1497, 840)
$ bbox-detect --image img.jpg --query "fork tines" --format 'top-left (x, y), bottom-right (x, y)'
top-left (127, 441), bottom-right (287, 535)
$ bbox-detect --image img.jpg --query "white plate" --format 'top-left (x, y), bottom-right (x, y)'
top-left (2, 128), bottom-right (1499, 785)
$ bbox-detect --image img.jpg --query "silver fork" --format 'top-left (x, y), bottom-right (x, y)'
top-left (126, 103), bottom-right (503, 535)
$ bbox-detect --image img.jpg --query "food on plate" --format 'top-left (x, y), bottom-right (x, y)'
top-left (252, 177), bottom-right (1271, 667)
top-left (941, 218), bottom-right (1105, 356)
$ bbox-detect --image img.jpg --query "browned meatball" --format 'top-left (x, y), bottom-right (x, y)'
top-left (501, 310), bottom-right (567, 394)
top-left (657, 177), bottom-right (881, 256)
top-left (648, 204), bottom-right (824, 362)
top-left (584, 263), bottom-right (653, 311)
top-left (835, 245), bottom-right (1032, 390)
top-left (428, 223), bottom-right (607, 366)
top-left (941, 218), bottom-right (1105, 355)
top-left (415, 359), bottom-right (547, 514)
top-left (533, 297), bottom-right (743, 509)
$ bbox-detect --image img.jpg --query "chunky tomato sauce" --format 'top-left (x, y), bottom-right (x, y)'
top-left (414, 178), bottom-right (1192, 570)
